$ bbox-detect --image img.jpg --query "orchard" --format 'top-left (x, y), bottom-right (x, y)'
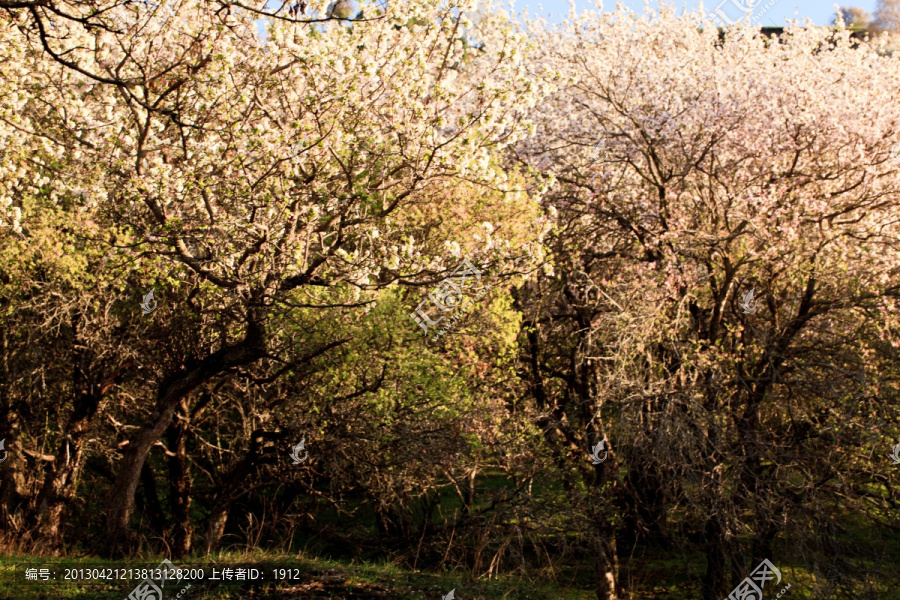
top-left (1, 1), bottom-right (899, 599)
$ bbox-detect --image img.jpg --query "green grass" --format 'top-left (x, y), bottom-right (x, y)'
top-left (4, 514), bottom-right (900, 600)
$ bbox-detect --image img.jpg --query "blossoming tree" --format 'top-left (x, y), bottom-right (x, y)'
top-left (519, 8), bottom-right (900, 599)
top-left (0, 0), bottom-right (546, 553)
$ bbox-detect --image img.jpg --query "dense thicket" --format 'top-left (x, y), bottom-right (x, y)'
top-left (1, 2), bottom-right (900, 599)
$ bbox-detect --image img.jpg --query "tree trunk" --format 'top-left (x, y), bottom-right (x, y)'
top-left (592, 448), bottom-right (620, 600)
top-left (105, 322), bottom-right (266, 557)
top-left (0, 412), bottom-right (26, 534)
top-left (0, 326), bottom-right (26, 534)
top-left (106, 400), bottom-right (180, 556)
top-left (622, 458), bottom-right (670, 547)
top-left (463, 467), bottom-right (477, 515)
top-left (140, 461), bottom-right (168, 537)
top-left (33, 330), bottom-right (132, 547)
top-left (595, 535), bottom-right (620, 600)
top-left (751, 519), bottom-right (778, 566)
top-left (204, 507), bottom-right (230, 555)
top-left (167, 399), bottom-right (193, 558)
top-left (202, 428), bottom-right (283, 554)
top-left (702, 514), bottom-right (730, 600)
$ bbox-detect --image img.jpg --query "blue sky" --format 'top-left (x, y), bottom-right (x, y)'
top-left (518, 0), bottom-right (879, 26)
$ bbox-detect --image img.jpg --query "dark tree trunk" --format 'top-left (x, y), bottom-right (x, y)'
top-left (168, 398), bottom-right (195, 559)
top-left (523, 319), bottom-right (622, 600)
top-left (140, 461), bottom-right (168, 537)
top-left (752, 520), bottom-right (778, 565)
top-left (0, 454), bottom-right (28, 536)
top-left (622, 459), bottom-right (670, 547)
top-left (702, 515), bottom-right (731, 600)
top-left (106, 400), bottom-right (181, 556)
top-left (0, 426), bottom-right (25, 534)
top-left (203, 428), bottom-right (284, 554)
top-left (33, 320), bottom-right (133, 547)
top-left (0, 327), bottom-right (26, 534)
top-left (592, 448), bottom-right (620, 600)
top-left (105, 321), bottom-right (266, 557)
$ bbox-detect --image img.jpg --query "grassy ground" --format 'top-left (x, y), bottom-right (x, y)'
top-left (3, 528), bottom-right (899, 600)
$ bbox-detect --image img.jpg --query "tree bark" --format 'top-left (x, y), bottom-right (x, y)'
top-left (0, 407), bottom-right (26, 534)
top-left (463, 467), bottom-right (477, 515)
top-left (105, 320), bottom-right (265, 557)
top-left (595, 535), bottom-right (620, 600)
top-left (203, 508), bottom-right (230, 556)
top-left (139, 461), bottom-right (167, 537)
top-left (0, 325), bottom-right (26, 534)
top-left (702, 514), bottom-right (730, 600)
top-left (203, 428), bottom-right (284, 554)
top-left (622, 458), bottom-right (669, 547)
top-left (168, 398), bottom-right (194, 559)
top-left (33, 323), bottom-right (133, 547)
top-left (523, 319), bottom-right (622, 600)
top-left (592, 447), bottom-right (620, 600)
